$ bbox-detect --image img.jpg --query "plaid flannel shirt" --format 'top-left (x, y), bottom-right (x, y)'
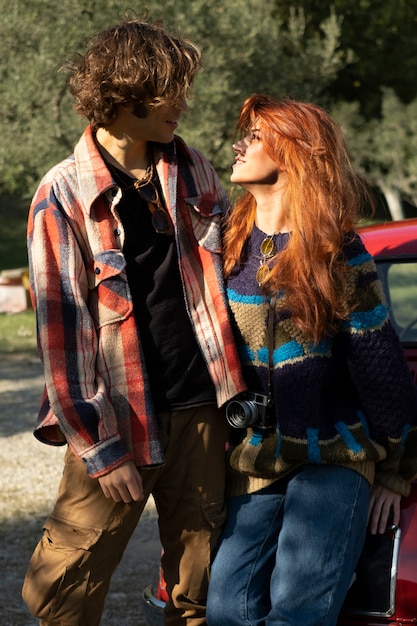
top-left (27, 126), bottom-right (245, 477)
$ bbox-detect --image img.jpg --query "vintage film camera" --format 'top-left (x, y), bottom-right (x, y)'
top-left (226, 391), bottom-right (275, 430)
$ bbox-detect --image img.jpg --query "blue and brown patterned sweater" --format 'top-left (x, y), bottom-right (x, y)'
top-left (227, 226), bottom-right (417, 496)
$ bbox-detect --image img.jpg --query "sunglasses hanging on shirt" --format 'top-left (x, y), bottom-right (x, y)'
top-left (108, 158), bottom-right (174, 236)
top-left (134, 168), bottom-right (174, 236)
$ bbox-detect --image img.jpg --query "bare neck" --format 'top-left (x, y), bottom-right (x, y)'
top-left (96, 126), bottom-right (150, 179)
top-left (252, 187), bottom-right (289, 235)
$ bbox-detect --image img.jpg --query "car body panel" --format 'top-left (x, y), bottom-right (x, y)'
top-left (342, 219), bottom-right (417, 624)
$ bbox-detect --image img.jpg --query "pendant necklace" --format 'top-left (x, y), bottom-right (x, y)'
top-left (256, 232), bottom-right (278, 286)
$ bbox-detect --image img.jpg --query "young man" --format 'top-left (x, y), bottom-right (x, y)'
top-left (22, 18), bottom-right (245, 626)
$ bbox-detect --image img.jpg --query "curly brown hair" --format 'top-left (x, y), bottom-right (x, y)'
top-left (65, 18), bottom-right (202, 128)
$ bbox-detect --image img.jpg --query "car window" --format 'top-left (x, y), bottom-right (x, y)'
top-left (376, 261), bottom-right (417, 343)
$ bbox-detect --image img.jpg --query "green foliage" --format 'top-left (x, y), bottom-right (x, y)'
top-left (0, 0), bottom-right (128, 196)
top-left (0, 196), bottom-right (29, 269)
top-left (2, 0), bottom-right (416, 214)
top-left (273, 0), bottom-right (417, 118)
top-left (149, 0), bottom-right (345, 181)
top-left (0, 0), bottom-right (344, 196)
top-left (331, 90), bottom-right (417, 206)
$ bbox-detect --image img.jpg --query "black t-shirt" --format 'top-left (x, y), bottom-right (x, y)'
top-left (108, 164), bottom-right (216, 411)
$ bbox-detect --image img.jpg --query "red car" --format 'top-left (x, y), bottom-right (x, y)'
top-left (143, 218), bottom-right (417, 626)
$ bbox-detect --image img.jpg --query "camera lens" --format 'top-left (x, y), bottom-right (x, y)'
top-left (226, 400), bottom-right (258, 428)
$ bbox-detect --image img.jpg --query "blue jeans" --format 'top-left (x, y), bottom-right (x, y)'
top-left (206, 465), bottom-right (370, 626)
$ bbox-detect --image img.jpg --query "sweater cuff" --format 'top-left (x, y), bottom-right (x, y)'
top-left (374, 470), bottom-right (412, 497)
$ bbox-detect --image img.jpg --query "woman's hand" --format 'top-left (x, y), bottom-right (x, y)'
top-left (368, 483), bottom-right (401, 535)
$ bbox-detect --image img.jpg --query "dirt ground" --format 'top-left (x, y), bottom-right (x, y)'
top-left (0, 352), bottom-right (162, 626)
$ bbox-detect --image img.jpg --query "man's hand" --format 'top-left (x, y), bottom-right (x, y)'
top-left (98, 461), bottom-right (144, 503)
top-left (368, 483), bottom-right (401, 535)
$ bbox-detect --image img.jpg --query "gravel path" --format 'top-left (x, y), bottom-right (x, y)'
top-left (0, 352), bottom-right (161, 626)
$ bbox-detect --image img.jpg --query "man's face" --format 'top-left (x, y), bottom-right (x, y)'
top-left (127, 99), bottom-right (188, 144)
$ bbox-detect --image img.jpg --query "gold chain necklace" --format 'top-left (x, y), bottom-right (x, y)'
top-left (109, 160), bottom-right (154, 190)
top-left (109, 160), bottom-right (174, 236)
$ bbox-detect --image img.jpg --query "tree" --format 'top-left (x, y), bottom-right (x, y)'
top-left (0, 0), bottom-right (345, 197)
top-left (272, 0), bottom-right (417, 219)
top-left (332, 90), bottom-right (417, 219)
top-left (273, 0), bottom-right (417, 118)
top-left (152, 0), bottom-right (346, 182)
top-left (0, 0), bottom-right (127, 196)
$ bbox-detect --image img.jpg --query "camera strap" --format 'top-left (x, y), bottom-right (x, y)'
top-left (267, 295), bottom-right (277, 402)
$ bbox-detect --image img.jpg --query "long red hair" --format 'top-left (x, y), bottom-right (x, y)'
top-left (224, 95), bottom-right (374, 343)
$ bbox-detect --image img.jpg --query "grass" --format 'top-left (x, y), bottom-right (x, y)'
top-left (0, 194), bottom-right (36, 354)
top-left (0, 309), bottom-right (37, 354)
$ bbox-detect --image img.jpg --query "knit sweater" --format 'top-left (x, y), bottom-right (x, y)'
top-left (226, 226), bottom-right (417, 497)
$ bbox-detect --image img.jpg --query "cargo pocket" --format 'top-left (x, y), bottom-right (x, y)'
top-left (22, 516), bottom-right (103, 621)
top-left (202, 498), bottom-right (227, 531)
top-left (202, 498), bottom-right (227, 564)
top-left (174, 499), bottom-right (227, 605)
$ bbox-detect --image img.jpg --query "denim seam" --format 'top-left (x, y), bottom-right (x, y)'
top-left (242, 496), bottom-right (284, 625)
top-left (322, 472), bottom-right (365, 622)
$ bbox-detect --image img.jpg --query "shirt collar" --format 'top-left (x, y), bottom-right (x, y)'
top-left (73, 126), bottom-right (192, 216)
top-left (73, 125), bottom-right (115, 215)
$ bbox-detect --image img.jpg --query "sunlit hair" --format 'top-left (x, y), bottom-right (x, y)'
top-left (224, 94), bottom-right (375, 343)
top-left (65, 18), bottom-right (202, 128)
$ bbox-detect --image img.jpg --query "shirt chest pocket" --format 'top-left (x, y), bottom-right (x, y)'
top-left (87, 250), bottom-right (133, 327)
top-left (185, 196), bottom-right (223, 253)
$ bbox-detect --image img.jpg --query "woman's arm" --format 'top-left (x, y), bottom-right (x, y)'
top-left (368, 482), bottom-right (401, 534)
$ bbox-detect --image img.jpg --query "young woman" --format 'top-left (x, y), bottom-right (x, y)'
top-left (206, 95), bottom-right (417, 626)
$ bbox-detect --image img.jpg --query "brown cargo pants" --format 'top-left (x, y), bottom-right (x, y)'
top-left (22, 405), bottom-right (229, 626)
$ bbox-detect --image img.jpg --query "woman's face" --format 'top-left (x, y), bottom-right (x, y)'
top-left (231, 126), bottom-right (281, 187)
